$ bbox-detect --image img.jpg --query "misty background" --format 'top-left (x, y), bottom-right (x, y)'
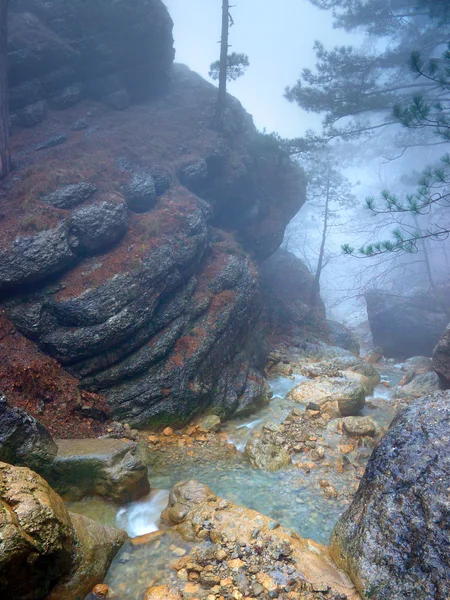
top-left (165, 0), bottom-right (450, 322)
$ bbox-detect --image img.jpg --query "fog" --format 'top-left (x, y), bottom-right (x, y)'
top-left (166, 0), bottom-right (450, 323)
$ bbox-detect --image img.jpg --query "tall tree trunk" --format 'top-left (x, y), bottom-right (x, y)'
top-left (0, 0), bottom-right (10, 180)
top-left (310, 166), bottom-right (331, 307)
top-left (215, 0), bottom-right (229, 128)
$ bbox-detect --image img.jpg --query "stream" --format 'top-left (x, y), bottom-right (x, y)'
top-left (71, 365), bottom-right (403, 599)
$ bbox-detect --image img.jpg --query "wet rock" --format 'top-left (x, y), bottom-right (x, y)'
top-left (0, 393), bottom-right (57, 472)
top-left (327, 320), bottom-right (360, 356)
top-left (342, 416), bottom-right (377, 437)
top-left (402, 355), bottom-right (432, 374)
top-left (34, 133), bottom-right (67, 151)
top-left (196, 414), bottom-right (221, 432)
top-left (144, 586), bottom-right (181, 600)
top-left (330, 391), bottom-right (450, 600)
top-left (49, 83), bottom-right (85, 109)
top-left (42, 182), bottom-right (97, 209)
top-left (336, 383), bottom-right (366, 417)
top-left (0, 462), bottom-right (75, 599)
top-left (432, 323), bottom-right (450, 387)
top-left (365, 289), bottom-right (449, 358)
top-left (70, 200), bottom-right (128, 253)
top-left (124, 174), bottom-right (157, 213)
top-left (162, 480), bottom-right (360, 599)
top-left (15, 100), bottom-right (47, 127)
top-left (0, 223), bottom-right (76, 291)
top-left (245, 433), bottom-right (291, 472)
top-left (396, 370), bottom-right (440, 399)
top-left (46, 438), bottom-right (150, 503)
top-left (259, 249), bottom-right (326, 334)
top-left (48, 513), bottom-right (127, 600)
top-left (178, 160), bottom-right (208, 193)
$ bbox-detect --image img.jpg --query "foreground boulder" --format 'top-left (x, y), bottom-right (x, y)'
top-left (0, 461), bottom-right (126, 600)
top-left (46, 438), bottom-right (149, 503)
top-left (330, 392), bottom-right (450, 599)
top-left (365, 290), bottom-right (449, 358)
top-left (287, 378), bottom-right (365, 417)
top-left (159, 480), bottom-right (360, 600)
top-left (433, 323), bottom-right (450, 387)
top-left (0, 394), bottom-right (57, 472)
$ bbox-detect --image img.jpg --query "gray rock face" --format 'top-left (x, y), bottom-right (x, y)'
top-left (330, 391), bottom-right (450, 600)
top-left (396, 371), bottom-right (440, 399)
top-left (0, 394), bottom-right (57, 472)
top-left (42, 183), bottom-right (97, 209)
top-left (365, 290), bottom-right (449, 358)
top-left (8, 0), bottom-right (175, 124)
top-left (401, 355), bottom-right (432, 373)
top-left (124, 175), bottom-right (157, 213)
top-left (327, 320), bottom-right (360, 356)
top-left (0, 223), bottom-right (76, 291)
top-left (70, 201), bottom-right (128, 253)
top-left (433, 323), bottom-right (450, 387)
top-left (47, 438), bottom-right (149, 503)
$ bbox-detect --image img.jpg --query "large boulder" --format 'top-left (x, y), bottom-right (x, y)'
top-left (395, 370), bottom-right (440, 400)
top-left (8, 0), bottom-right (175, 124)
top-left (432, 322), bottom-right (450, 387)
top-left (46, 438), bottom-right (150, 503)
top-left (365, 290), bottom-right (449, 358)
top-left (287, 378), bottom-right (365, 417)
top-left (0, 461), bottom-right (127, 600)
top-left (330, 392), bottom-right (450, 600)
top-left (0, 394), bottom-right (57, 472)
top-left (327, 320), bottom-right (360, 356)
top-left (259, 248), bottom-right (326, 336)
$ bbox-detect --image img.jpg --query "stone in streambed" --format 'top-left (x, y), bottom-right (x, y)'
top-left (245, 433), bottom-right (291, 472)
top-left (196, 414), bottom-right (221, 432)
top-left (342, 416), bottom-right (377, 437)
top-left (46, 438), bottom-right (149, 503)
top-left (396, 371), bottom-right (440, 399)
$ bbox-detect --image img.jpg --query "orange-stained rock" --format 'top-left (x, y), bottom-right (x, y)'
top-left (144, 584), bottom-right (182, 599)
top-left (130, 530), bottom-right (165, 546)
top-left (163, 427), bottom-right (174, 436)
top-left (162, 480), bottom-right (361, 600)
top-left (92, 584), bottom-right (110, 597)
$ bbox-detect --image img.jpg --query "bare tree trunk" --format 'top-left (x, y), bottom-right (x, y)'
top-left (214, 0), bottom-right (229, 128)
top-left (310, 165), bottom-right (331, 307)
top-left (0, 0), bottom-right (10, 180)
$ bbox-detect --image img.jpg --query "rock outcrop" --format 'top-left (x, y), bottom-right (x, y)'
top-left (46, 438), bottom-right (150, 502)
top-left (326, 320), bottom-right (360, 356)
top-left (365, 290), bottom-right (449, 358)
top-left (8, 0), bottom-right (175, 128)
top-left (0, 461), bottom-right (127, 600)
top-left (259, 248), bottom-right (326, 339)
top-left (330, 392), bottom-right (450, 600)
top-left (0, 393), bottom-right (57, 472)
top-left (1, 59), bottom-right (305, 428)
top-left (433, 323), bottom-right (450, 387)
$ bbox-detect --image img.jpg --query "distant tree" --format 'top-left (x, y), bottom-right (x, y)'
top-left (285, 151), bottom-right (356, 306)
top-left (285, 0), bottom-right (450, 148)
top-left (0, 0), bottom-right (10, 180)
top-left (211, 0), bottom-right (249, 127)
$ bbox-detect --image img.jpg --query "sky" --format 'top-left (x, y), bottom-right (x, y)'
top-left (164, 0), bottom-right (361, 137)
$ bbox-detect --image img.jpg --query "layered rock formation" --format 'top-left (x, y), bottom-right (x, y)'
top-left (330, 392), bottom-right (450, 599)
top-left (0, 2), bottom-right (306, 430)
top-left (365, 289), bottom-right (448, 358)
top-left (8, 0), bottom-right (175, 128)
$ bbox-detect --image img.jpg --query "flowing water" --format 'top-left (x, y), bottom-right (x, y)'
top-left (72, 364), bottom-right (402, 599)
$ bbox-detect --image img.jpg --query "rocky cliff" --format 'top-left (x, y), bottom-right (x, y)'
top-left (0, 0), bottom-right (306, 431)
